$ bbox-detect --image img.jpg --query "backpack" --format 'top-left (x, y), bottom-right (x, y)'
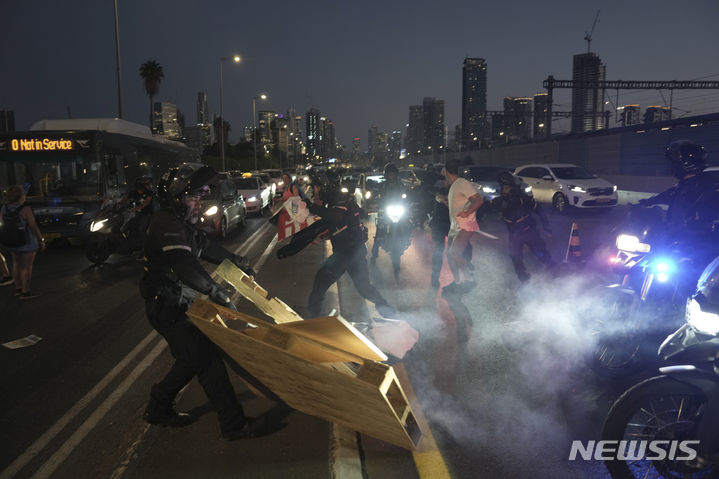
top-left (0, 205), bottom-right (28, 247)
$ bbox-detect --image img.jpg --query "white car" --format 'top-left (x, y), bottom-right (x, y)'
top-left (232, 176), bottom-right (272, 214)
top-left (514, 163), bottom-right (617, 212)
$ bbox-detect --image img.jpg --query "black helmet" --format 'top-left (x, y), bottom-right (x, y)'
top-left (497, 171), bottom-right (519, 187)
top-left (665, 140), bottom-right (708, 179)
top-left (384, 162), bottom-right (399, 178)
top-left (166, 165), bottom-right (218, 222)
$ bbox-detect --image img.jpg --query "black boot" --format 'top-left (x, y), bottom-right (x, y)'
top-left (143, 402), bottom-right (194, 428)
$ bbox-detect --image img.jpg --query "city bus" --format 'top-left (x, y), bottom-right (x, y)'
top-left (0, 118), bottom-right (199, 240)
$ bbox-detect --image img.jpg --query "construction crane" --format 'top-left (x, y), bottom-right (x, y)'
top-left (584, 10), bottom-right (600, 53)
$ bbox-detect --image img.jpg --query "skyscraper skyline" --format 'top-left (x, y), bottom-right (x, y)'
top-left (461, 57), bottom-right (487, 149)
top-left (571, 52), bottom-right (606, 133)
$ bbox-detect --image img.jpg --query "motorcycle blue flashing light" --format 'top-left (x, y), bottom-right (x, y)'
top-left (652, 259), bottom-right (675, 283)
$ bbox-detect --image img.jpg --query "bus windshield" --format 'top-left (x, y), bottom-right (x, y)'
top-left (1, 150), bottom-right (101, 200)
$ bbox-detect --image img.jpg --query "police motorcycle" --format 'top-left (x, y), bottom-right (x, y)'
top-left (591, 141), bottom-right (719, 378)
top-left (590, 205), bottom-right (702, 376)
top-left (371, 164), bottom-right (416, 281)
top-left (85, 180), bottom-right (152, 264)
top-left (601, 256), bottom-right (719, 479)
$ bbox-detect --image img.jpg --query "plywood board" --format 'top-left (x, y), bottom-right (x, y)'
top-left (187, 299), bottom-right (422, 450)
top-left (212, 259), bottom-right (304, 324)
top-left (280, 316), bottom-right (387, 362)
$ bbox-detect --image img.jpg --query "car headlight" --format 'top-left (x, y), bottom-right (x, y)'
top-left (247, 196), bottom-right (258, 202)
top-left (482, 186), bottom-right (497, 194)
top-left (278, 181), bottom-right (284, 186)
top-left (303, 176), bottom-right (310, 182)
top-left (569, 185), bottom-right (586, 193)
top-left (90, 218), bottom-right (108, 232)
top-left (524, 186), bottom-right (533, 194)
top-left (616, 234), bottom-right (651, 253)
top-left (401, 193), bottom-right (407, 199)
top-left (386, 204), bottom-right (405, 223)
top-left (204, 205), bottom-right (219, 216)
top-left (341, 187), bottom-right (349, 193)
top-left (686, 298), bottom-right (719, 335)
top-left (613, 185), bottom-right (618, 192)
top-left (365, 191), bottom-right (372, 199)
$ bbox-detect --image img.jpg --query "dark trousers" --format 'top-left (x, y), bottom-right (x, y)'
top-left (145, 296), bottom-right (245, 433)
top-left (308, 245), bottom-right (387, 317)
top-left (508, 227), bottom-right (555, 281)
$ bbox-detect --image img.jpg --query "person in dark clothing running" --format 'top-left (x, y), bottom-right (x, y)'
top-left (305, 170), bottom-right (396, 318)
top-left (140, 165), bottom-right (277, 441)
top-left (487, 171), bottom-right (555, 282)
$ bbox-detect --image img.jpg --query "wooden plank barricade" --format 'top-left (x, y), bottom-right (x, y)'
top-left (188, 259), bottom-right (423, 450)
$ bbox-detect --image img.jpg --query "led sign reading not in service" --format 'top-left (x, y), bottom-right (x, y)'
top-left (11, 138), bottom-right (74, 152)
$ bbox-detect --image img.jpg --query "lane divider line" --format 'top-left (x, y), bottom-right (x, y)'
top-left (0, 330), bottom-right (161, 479)
top-left (31, 339), bottom-right (168, 479)
top-left (235, 221), bottom-right (272, 258)
top-left (252, 233), bottom-right (278, 273)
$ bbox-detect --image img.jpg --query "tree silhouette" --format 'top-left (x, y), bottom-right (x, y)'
top-left (139, 60), bottom-right (164, 130)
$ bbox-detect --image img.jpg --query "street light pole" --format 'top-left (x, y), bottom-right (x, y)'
top-left (112, 0), bottom-right (123, 118)
top-left (219, 55), bottom-right (241, 172)
top-left (252, 94), bottom-right (267, 172)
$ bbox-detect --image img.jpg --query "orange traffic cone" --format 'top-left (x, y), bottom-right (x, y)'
top-left (564, 222), bottom-right (582, 262)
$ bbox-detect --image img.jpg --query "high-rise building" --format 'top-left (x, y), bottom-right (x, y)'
top-left (322, 119), bottom-right (336, 159)
top-left (423, 97), bottom-right (445, 155)
top-left (152, 102), bottom-right (181, 139)
top-left (0, 110), bottom-right (15, 132)
top-left (503, 97), bottom-right (532, 141)
top-left (407, 106), bottom-right (423, 156)
top-left (389, 131), bottom-right (402, 161)
top-left (533, 93), bottom-right (549, 138)
top-left (368, 125), bottom-right (378, 158)
top-left (461, 57), bottom-right (487, 149)
top-left (306, 108), bottom-right (321, 160)
top-left (571, 53), bottom-right (606, 133)
top-left (258, 110), bottom-right (274, 144)
top-left (352, 138), bottom-right (361, 162)
top-left (644, 106), bottom-right (672, 123)
top-left (196, 92), bottom-right (209, 125)
top-left (619, 105), bottom-right (641, 126)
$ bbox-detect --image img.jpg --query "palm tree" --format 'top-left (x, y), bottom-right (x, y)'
top-left (139, 60), bottom-right (164, 130)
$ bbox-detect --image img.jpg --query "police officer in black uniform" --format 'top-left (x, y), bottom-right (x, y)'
top-left (489, 171), bottom-right (555, 282)
top-left (126, 176), bottom-right (155, 257)
top-left (370, 163), bottom-right (407, 264)
top-left (140, 166), bottom-right (268, 440)
top-left (639, 140), bottom-right (719, 292)
top-left (305, 170), bottom-right (396, 318)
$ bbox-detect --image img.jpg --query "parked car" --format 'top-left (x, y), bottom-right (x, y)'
top-left (232, 176), bottom-right (272, 214)
top-left (197, 178), bottom-right (247, 239)
top-left (513, 163), bottom-right (617, 212)
top-left (262, 169), bottom-right (285, 194)
top-left (251, 171), bottom-right (277, 197)
top-left (461, 165), bottom-right (532, 201)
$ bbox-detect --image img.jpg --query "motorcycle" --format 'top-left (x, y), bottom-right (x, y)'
top-left (601, 256), bottom-right (719, 479)
top-left (85, 201), bottom-right (144, 264)
top-left (372, 192), bottom-right (415, 281)
top-left (591, 205), bottom-right (701, 377)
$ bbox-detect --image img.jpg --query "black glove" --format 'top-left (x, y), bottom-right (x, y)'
top-left (232, 254), bottom-right (250, 270)
top-left (242, 266), bottom-right (257, 278)
top-left (209, 285), bottom-right (237, 310)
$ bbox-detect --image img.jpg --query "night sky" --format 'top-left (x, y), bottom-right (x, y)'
top-left (3, 0), bottom-right (718, 148)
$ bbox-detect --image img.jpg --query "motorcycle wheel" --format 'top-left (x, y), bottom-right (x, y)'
top-left (590, 292), bottom-right (645, 378)
top-left (602, 375), bottom-right (715, 479)
top-left (85, 235), bottom-right (111, 264)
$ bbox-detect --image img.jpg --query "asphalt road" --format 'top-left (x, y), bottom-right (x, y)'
top-left (0, 204), bottom-right (666, 479)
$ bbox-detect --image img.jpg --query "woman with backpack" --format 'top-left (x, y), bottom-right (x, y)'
top-left (1, 185), bottom-right (45, 299)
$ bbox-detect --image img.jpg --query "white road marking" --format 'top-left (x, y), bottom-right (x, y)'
top-left (235, 220), bottom-right (272, 258)
top-left (0, 330), bottom-right (161, 479)
top-left (32, 339), bottom-right (168, 479)
top-left (252, 233), bottom-right (278, 272)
